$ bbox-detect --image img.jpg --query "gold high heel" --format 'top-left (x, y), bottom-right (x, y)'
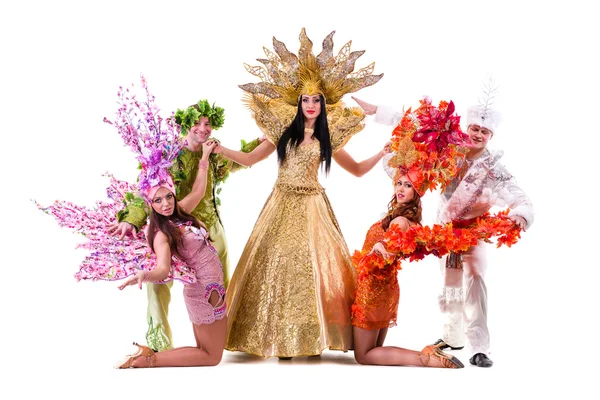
top-left (114, 342), bottom-right (157, 369)
top-left (419, 345), bottom-right (464, 369)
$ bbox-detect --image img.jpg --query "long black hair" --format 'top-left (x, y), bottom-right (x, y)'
top-left (276, 94), bottom-right (332, 174)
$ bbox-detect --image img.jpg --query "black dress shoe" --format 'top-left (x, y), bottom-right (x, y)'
top-left (469, 353), bottom-right (493, 367)
top-left (433, 338), bottom-right (464, 351)
top-left (278, 357), bottom-right (292, 360)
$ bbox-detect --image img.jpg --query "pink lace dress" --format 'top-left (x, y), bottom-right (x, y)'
top-left (178, 226), bottom-right (226, 325)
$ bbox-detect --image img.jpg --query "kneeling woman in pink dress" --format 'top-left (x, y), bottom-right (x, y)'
top-left (115, 140), bottom-right (228, 368)
top-left (36, 77), bottom-right (230, 368)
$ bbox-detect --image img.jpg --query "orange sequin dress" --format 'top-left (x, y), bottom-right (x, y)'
top-left (351, 221), bottom-right (401, 330)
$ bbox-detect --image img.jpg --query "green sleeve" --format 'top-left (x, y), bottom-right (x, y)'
top-left (241, 137), bottom-right (261, 153)
top-left (168, 155), bottom-right (187, 198)
top-left (118, 196), bottom-right (149, 231)
top-left (210, 138), bottom-right (261, 206)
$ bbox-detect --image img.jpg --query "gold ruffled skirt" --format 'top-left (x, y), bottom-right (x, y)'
top-left (225, 185), bottom-right (356, 357)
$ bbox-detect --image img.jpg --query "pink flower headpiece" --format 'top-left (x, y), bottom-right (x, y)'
top-left (103, 75), bottom-right (184, 203)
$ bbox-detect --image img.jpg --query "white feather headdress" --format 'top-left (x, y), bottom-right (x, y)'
top-left (466, 78), bottom-right (502, 133)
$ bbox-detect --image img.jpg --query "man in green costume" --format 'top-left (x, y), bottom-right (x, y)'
top-left (109, 99), bottom-right (261, 351)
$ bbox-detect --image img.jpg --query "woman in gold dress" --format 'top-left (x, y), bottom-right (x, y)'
top-left (215, 92), bottom-right (388, 358)
top-left (212, 27), bottom-right (387, 359)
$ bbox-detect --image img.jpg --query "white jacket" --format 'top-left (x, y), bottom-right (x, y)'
top-left (439, 149), bottom-right (534, 228)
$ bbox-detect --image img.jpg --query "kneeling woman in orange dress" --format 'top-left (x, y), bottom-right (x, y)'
top-left (351, 97), bottom-right (472, 368)
top-left (351, 170), bottom-right (462, 368)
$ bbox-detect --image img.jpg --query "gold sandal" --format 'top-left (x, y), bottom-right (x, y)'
top-left (419, 345), bottom-right (464, 369)
top-left (114, 342), bottom-right (156, 369)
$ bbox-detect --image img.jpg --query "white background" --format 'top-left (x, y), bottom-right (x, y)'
top-left (1, 0), bottom-right (597, 398)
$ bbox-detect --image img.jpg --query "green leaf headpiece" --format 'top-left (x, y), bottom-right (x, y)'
top-left (174, 99), bottom-right (225, 135)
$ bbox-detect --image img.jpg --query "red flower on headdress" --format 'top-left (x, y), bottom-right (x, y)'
top-left (412, 98), bottom-right (470, 153)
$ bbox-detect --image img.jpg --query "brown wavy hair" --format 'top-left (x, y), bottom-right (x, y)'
top-left (147, 195), bottom-right (207, 258)
top-left (381, 191), bottom-right (422, 231)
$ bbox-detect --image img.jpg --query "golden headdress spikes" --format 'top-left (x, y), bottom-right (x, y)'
top-left (240, 28), bottom-right (383, 105)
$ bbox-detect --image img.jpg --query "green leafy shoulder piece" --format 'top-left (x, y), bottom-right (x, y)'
top-left (117, 191), bottom-right (150, 229)
top-left (212, 137), bottom-right (261, 206)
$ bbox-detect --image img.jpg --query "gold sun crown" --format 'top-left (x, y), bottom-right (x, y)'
top-left (239, 28), bottom-right (383, 105)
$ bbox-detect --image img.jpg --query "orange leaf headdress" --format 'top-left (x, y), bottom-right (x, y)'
top-left (383, 97), bottom-right (471, 195)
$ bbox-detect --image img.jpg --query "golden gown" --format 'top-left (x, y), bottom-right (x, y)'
top-left (225, 131), bottom-right (357, 358)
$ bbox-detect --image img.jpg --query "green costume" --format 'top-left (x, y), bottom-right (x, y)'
top-left (121, 139), bottom-right (259, 351)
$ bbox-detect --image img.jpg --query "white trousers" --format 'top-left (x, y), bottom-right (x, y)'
top-left (439, 241), bottom-right (490, 354)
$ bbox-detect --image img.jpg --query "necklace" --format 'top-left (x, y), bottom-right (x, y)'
top-left (304, 127), bottom-right (316, 141)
